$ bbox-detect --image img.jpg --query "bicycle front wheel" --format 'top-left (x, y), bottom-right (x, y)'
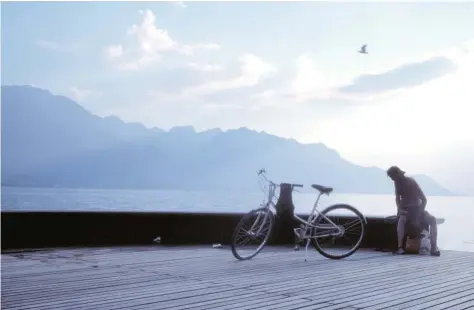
top-left (311, 204), bottom-right (366, 259)
top-left (231, 208), bottom-right (274, 260)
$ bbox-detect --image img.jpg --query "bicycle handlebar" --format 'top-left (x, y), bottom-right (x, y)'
top-left (257, 169), bottom-right (303, 190)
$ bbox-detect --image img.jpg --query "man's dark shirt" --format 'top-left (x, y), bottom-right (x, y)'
top-left (395, 176), bottom-right (425, 236)
top-left (395, 176), bottom-right (423, 210)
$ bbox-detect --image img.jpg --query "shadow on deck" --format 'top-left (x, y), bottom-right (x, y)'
top-left (2, 246), bottom-right (474, 310)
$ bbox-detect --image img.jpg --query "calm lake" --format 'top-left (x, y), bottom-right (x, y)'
top-left (2, 186), bottom-right (473, 252)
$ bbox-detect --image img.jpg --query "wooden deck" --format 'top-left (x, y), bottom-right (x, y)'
top-left (2, 246), bottom-right (474, 310)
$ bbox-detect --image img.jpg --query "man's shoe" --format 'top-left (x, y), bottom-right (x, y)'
top-left (393, 247), bottom-right (405, 255)
top-left (431, 249), bottom-right (441, 257)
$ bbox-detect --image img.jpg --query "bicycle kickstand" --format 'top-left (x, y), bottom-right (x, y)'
top-left (304, 239), bottom-right (310, 262)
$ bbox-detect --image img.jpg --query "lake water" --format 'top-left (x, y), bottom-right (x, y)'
top-left (2, 186), bottom-right (473, 252)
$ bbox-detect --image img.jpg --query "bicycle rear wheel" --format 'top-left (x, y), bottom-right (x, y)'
top-left (311, 204), bottom-right (366, 259)
top-left (231, 208), bottom-right (274, 260)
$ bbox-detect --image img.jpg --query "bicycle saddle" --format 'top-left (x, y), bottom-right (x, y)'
top-left (311, 184), bottom-right (333, 195)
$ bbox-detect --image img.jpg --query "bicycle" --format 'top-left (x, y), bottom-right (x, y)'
top-left (231, 169), bottom-right (367, 261)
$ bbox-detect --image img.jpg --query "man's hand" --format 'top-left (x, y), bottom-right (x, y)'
top-left (398, 208), bottom-right (408, 217)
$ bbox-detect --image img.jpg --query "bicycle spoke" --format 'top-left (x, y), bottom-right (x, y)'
top-left (344, 219), bottom-right (362, 232)
top-left (231, 208), bottom-right (274, 260)
top-left (311, 204), bottom-right (365, 259)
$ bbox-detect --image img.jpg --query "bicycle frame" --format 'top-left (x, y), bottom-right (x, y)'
top-left (232, 169), bottom-right (365, 262)
top-left (257, 171), bottom-right (343, 240)
top-left (294, 193), bottom-right (343, 239)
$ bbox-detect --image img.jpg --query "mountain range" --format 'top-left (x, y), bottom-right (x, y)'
top-left (1, 85), bottom-right (454, 195)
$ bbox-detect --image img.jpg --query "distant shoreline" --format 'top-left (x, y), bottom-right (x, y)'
top-left (1, 184), bottom-right (465, 197)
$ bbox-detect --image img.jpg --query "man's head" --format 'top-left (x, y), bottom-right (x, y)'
top-left (387, 166), bottom-right (406, 181)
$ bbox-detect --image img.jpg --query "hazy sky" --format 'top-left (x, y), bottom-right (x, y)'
top-left (2, 1), bottom-right (474, 193)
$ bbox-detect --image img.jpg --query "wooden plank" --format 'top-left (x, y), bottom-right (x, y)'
top-left (141, 251), bottom-right (462, 284)
top-left (139, 291), bottom-right (276, 310)
top-left (300, 271), bottom-right (474, 309)
top-left (363, 277), bottom-right (474, 309)
top-left (149, 293), bottom-right (290, 310)
top-left (3, 278), bottom-right (219, 305)
top-left (74, 287), bottom-right (255, 310)
top-left (203, 296), bottom-right (316, 310)
top-left (2, 246), bottom-right (474, 310)
top-left (249, 256), bottom-right (473, 296)
top-left (267, 257), bottom-right (474, 304)
top-left (5, 282), bottom-right (232, 310)
top-left (428, 295), bottom-right (474, 310)
top-left (254, 297), bottom-right (328, 310)
top-left (1, 274), bottom-right (179, 297)
top-left (437, 298), bottom-right (474, 310)
top-left (338, 279), bottom-right (474, 309)
top-left (408, 289), bottom-right (474, 310)
top-left (135, 253), bottom-right (436, 291)
top-left (284, 303), bottom-right (341, 310)
top-left (314, 261), bottom-right (474, 303)
top-left (1, 268), bottom-right (175, 290)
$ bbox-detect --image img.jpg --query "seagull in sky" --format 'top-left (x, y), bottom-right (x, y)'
top-left (358, 44), bottom-right (368, 54)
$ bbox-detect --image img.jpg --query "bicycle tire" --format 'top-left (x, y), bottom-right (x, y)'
top-left (311, 204), bottom-right (366, 259)
top-left (231, 208), bottom-right (274, 260)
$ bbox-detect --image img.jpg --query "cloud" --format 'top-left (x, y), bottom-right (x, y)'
top-left (181, 54), bottom-right (277, 97)
top-left (178, 43), bottom-right (221, 56)
top-left (141, 40), bottom-right (473, 134)
top-left (104, 9), bottom-right (219, 71)
top-left (169, 1), bottom-right (187, 8)
top-left (249, 54), bottom-right (347, 105)
top-left (313, 38), bottom-right (474, 171)
top-left (286, 54), bottom-right (342, 102)
top-left (187, 62), bottom-right (222, 72)
top-left (338, 56), bottom-right (457, 95)
top-left (253, 90), bottom-right (278, 100)
top-left (272, 53), bottom-right (459, 104)
top-left (143, 54), bottom-right (277, 114)
top-left (68, 87), bottom-right (100, 102)
top-left (105, 45), bottom-right (124, 58)
top-left (35, 40), bottom-right (80, 52)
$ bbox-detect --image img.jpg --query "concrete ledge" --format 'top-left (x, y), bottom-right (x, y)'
top-left (1, 211), bottom-right (397, 251)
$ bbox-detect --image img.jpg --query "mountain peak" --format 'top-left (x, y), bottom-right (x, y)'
top-left (1, 85), bottom-right (454, 195)
top-left (168, 126), bottom-right (196, 134)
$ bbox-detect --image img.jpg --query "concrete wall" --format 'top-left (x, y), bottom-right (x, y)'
top-left (1, 211), bottom-right (397, 251)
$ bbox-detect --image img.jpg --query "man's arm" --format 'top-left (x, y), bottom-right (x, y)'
top-left (395, 184), bottom-right (403, 215)
top-left (413, 179), bottom-right (427, 210)
top-left (396, 197), bottom-right (403, 217)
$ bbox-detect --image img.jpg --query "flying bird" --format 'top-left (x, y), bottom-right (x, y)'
top-left (358, 44), bottom-right (368, 54)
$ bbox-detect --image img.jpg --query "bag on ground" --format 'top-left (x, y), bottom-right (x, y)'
top-left (419, 229), bottom-right (431, 255)
top-left (405, 236), bottom-right (421, 254)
